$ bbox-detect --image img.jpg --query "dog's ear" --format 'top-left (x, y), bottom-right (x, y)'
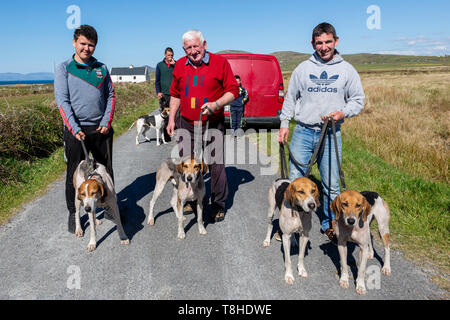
top-left (284, 183), bottom-right (295, 207)
top-left (201, 161), bottom-right (208, 175)
top-left (312, 185), bottom-right (321, 208)
top-left (176, 160), bottom-right (184, 175)
top-left (77, 186), bottom-right (84, 206)
top-left (361, 196), bottom-right (371, 222)
top-left (330, 195), bottom-right (341, 220)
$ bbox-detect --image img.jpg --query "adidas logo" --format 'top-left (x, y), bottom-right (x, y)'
top-left (309, 71), bottom-right (339, 86)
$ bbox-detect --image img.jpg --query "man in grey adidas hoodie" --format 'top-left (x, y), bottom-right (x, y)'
top-left (278, 23), bottom-right (364, 244)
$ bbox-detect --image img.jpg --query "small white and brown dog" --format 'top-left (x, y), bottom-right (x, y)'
top-left (147, 155), bottom-right (208, 239)
top-left (263, 177), bottom-right (320, 284)
top-left (73, 160), bottom-right (129, 251)
top-left (128, 107), bottom-right (169, 146)
top-left (331, 190), bottom-right (391, 295)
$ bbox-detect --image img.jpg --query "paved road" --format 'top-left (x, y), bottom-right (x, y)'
top-left (0, 119), bottom-right (446, 300)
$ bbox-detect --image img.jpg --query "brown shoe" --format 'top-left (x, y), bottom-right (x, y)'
top-left (211, 204), bottom-right (225, 222)
top-left (274, 230), bottom-right (282, 242)
top-left (324, 228), bottom-right (338, 246)
top-left (183, 202), bottom-right (195, 215)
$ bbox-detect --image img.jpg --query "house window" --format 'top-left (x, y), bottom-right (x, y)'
top-left (133, 76), bottom-right (136, 80)
top-left (119, 76), bottom-right (122, 80)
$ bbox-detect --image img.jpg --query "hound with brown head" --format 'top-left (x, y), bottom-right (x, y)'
top-left (331, 190), bottom-right (391, 295)
top-left (263, 177), bottom-right (320, 284)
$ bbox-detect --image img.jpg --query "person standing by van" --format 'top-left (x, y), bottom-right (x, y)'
top-left (155, 47), bottom-right (176, 141)
top-left (229, 75), bottom-right (248, 137)
top-left (278, 22), bottom-right (365, 245)
top-left (166, 29), bottom-right (239, 222)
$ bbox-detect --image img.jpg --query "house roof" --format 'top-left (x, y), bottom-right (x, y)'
top-left (110, 66), bottom-right (147, 76)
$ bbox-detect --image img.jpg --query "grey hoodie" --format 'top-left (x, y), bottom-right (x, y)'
top-left (280, 51), bottom-right (364, 129)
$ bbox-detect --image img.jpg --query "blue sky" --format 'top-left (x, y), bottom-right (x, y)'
top-left (0, 0), bottom-right (448, 73)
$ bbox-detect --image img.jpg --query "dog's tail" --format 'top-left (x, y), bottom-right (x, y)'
top-left (128, 121), bottom-right (137, 131)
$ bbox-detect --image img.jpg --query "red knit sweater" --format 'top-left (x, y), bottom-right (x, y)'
top-left (170, 52), bottom-right (239, 124)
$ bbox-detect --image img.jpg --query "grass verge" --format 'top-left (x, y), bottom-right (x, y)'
top-left (0, 94), bottom-right (158, 225)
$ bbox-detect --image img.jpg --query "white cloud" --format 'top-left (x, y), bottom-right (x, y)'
top-left (376, 50), bottom-right (417, 55)
top-left (390, 35), bottom-right (449, 56)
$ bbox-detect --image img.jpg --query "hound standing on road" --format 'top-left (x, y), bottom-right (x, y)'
top-left (73, 160), bottom-right (129, 251)
top-left (263, 177), bottom-right (320, 284)
top-left (147, 156), bottom-right (208, 240)
top-left (331, 190), bottom-right (391, 295)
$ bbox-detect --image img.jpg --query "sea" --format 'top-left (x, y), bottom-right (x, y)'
top-left (0, 80), bottom-right (54, 85)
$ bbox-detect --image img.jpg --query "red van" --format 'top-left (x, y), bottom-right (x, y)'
top-left (218, 53), bottom-right (284, 128)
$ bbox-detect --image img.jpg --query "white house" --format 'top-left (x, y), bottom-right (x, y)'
top-left (110, 65), bottom-right (149, 83)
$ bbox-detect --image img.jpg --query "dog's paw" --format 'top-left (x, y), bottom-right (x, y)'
top-left (368, 250), bottom-right (374, 259)
top-left (381, 265), bottom-right (391, 276)
top-left (356, 284), bottom-right (367, 295)
top-left (298, 268), bottom-right (308, 278)
top-left (339, 278), bottom-right (349, 289)
top-left (199, 227), bottom-right (207, 235)
top-left (95, 219), bottom-right (102, 226)
top-left (177, 232), bottom-right (186, 240)
top-left (147, 218), bottom-right (155, 226)
top-left (87, 243), bottom-right (96, 252)
top-left (262, 240), bottom-right (271, 247)
top-left (120, 239), bottom-right (130, 245)
top-left (285, 274), bottom-right (295, 285)
top-left (75, 228), bottom-right (84, 238)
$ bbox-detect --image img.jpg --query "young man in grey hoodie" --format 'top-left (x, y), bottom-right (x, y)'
top-left (54, 25), bottom-right (116, 234)
top-left (278, 22), bottom-right (365, 245)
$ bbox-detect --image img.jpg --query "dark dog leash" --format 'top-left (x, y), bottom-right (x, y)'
top-left (279, 118), bottom-right (329, 179)
top-left (279, 117), bottom-right (346, 191)
top-left (194, 106), bottom-right (212, 162)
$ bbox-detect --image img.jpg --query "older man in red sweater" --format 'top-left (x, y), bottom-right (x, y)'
top-left (167, 29), bottom-right (239, 222)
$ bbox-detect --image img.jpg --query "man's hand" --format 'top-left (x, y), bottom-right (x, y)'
top-left (96, 126), bottom-right (109, 135)
top-left (278, 128), bottom-right (289, 144)
top-left (157, 92), bottom-right (163, 99)
top-left (167, 119), bottom-right (175, 136)
top-left (201, 102), bottom-right (217, 115)
top-left (75, 131), bottom-right (86, 141)
top-left (321, 111), bottom-right (345, 122)
top-left (169, 58), bottom-right (175, 65)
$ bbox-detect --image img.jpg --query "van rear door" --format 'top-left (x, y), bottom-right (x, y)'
top-left (220, 53), bottom-right (284, 127)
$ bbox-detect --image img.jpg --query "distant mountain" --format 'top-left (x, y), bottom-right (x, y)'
top-left (215, 50), bottom-right (251, 54)
top-left (268, 51), bottom-right (450, 72)
top-left (144, 65), bottom-right (156, 72)
top-left (0, 72), bottom-right (54, 81)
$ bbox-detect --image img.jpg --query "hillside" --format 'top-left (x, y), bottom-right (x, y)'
top-left (270, 51), bottom-right (450, 72)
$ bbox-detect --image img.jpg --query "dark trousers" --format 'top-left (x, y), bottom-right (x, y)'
top-left (159, 94), bottom-right (171, 141)
top-left (230, 106), bottom-right (244, 131)
top-left (176, 116), bottom-right (228, 210)
top-left (64, 126), bottom-right (114, 215)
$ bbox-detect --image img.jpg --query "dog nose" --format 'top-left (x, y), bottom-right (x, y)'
top-left (347, 217), bottom-right (355, 225)
top-left (308, 203), bottom-right (316, 210)
top-left (85, 206), bottom-right (91, 212)
top-left (186, 175), bottom-right (192, 182)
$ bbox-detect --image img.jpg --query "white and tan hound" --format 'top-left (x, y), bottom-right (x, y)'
top-left (128, 107), bottom-right (169, 146)
top-left (331, 190), bottom-right (391, 295)
top-left (73, 160), bottom-right (129, 251)
top-left (263, 177), bottom-right (320, 284)
top-left (147, 156), bottom-right (208, 239)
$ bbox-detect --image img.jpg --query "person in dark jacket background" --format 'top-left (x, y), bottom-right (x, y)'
top-left (155, 47), bottom-right (176, 141)
top-left (229, 75), bottom-right (248, 137)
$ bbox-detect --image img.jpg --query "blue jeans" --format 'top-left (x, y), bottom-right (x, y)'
top-left (230, 107), bottom-right (243, 132)
top-left (288, 123), bottom-right (342, 231)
